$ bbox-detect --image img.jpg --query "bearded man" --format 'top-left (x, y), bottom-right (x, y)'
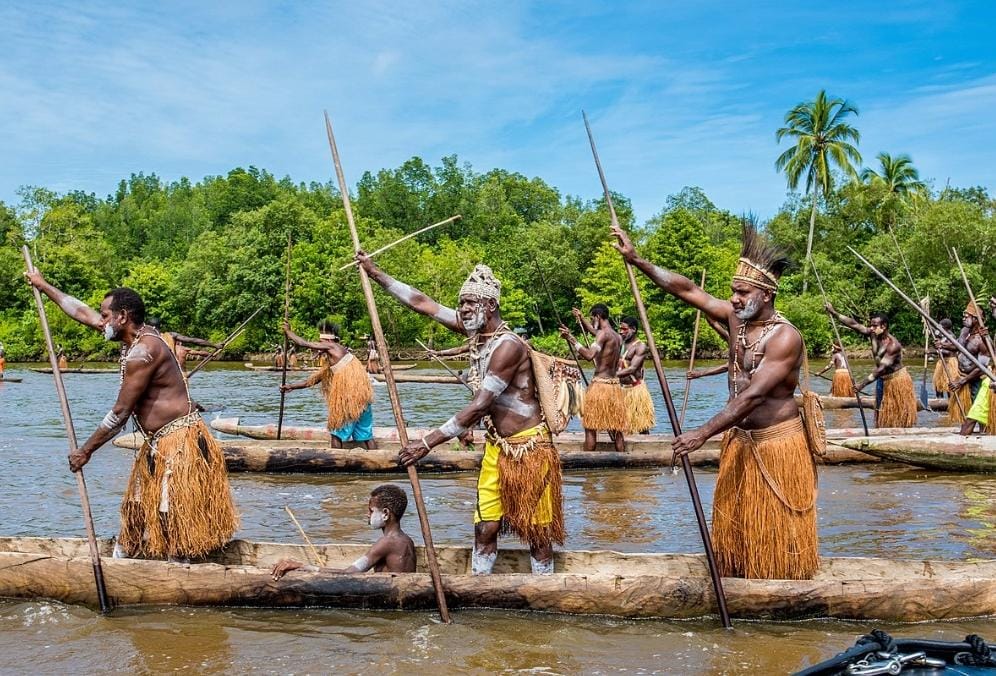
top-left (612, 220), bottom-right (818, 580)
top-left (24, 270), bottom-right (237, 560)
top-left (357, 255), bottom-right (564, 575)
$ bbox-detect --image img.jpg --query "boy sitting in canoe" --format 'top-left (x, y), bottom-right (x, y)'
top-left (271, 484), bottom-right (416, 579)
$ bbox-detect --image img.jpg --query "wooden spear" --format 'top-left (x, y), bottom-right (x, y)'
top-left (276, 234), bottom-right (292, 440)
top-left (22, 246), bottom-right (111, 613)
top-left (415, 339), bottom-right (473, 393)
top-left (324, 111), bottom-right (451, 623)
top-left (186, 306), bottom-right (265, 378)
top-left (811, 260), bottom-right (870, 435)
top-left (338, 216), bottom-right (462, 270)
top-left (582, 112), bottom-right (731, 629)
top-left (679, 270), bottom-right (707, 427)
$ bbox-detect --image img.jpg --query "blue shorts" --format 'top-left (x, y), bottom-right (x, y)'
top-left (330, 403), bottom-right (374, 442)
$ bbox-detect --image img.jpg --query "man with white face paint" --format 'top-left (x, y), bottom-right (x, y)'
top-left (357, 254), bottom-right (564, 575)
top-left (612, 219), bottom-right (818, 581)
top-left (23, 270), bottom-right (237, 561)
top-left (826, 305), bottom-right (917, 428)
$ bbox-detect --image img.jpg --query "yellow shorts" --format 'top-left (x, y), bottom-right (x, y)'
top-left (968, 377), bottom-right (992, 425)
top-left (474, 424), bottom-right (555, 525)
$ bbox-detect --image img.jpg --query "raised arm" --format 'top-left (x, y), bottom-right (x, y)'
top-left (399, 340), bottom-right (525, 465)
top-left (24, 270), bottom-right (102, 330)
top-left (611, 225), bottom-right (732, 325)
top-left (559, 325), bottom-right (599, 361)
top-left (825, 303), bottom-right (870, 336)
top-left (69, 338), bottom-right (158, 471)
top-left (571, 308), bottom-right (596, 336)
top-left (687, 363), bottom-right (729, 380)
top-left (170, 333), bottom-right (222, 349)
top-left (283, 322), bottom-right (334, 351)
top-left (356, 252), bottom-right (463, 334)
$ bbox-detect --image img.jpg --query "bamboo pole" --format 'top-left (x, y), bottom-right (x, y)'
top-left (324, 111), bottom-right (451, 623)
top-left (22, 246), bottom-right (111, 613)
top-left (582, 112), bottom-right (730, 629)
top-left (186, 306), bottom-right (264, 378)
top-left (276, 234), bottom-right (292, 440)
top-left (338, 216), bottom-right (461, 270)
top-left (284, 506), bottom-right (326, 566)
top-left (811, 261), bottom-right (870, 435)
top-left (679, 270), bottom-right (707, 427)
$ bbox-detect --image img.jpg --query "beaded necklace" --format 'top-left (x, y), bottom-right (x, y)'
top-left (732, 312), bottom-right (784, 398)
top-left (466, 321), bottom-right (512, 391)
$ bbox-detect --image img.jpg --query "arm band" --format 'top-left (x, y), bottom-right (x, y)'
top-left (351, 555), bottom-right (372, 572)
top-left (99, 411), bottom-right (122, 431)
top-left (438, 416), bottom-right (468, 439)
top-left (480, 373), bottom-right (508, 395)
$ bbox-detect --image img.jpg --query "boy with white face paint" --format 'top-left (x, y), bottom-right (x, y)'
top-left (271, 484), bottom-right (416, 579)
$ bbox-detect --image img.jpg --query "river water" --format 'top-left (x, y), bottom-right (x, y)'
top-left (1, 360), bottom-right (995, 674)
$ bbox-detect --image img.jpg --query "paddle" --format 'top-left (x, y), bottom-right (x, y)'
top-left (276, 234), bottom-right (292, 441)
top-left (324, 111), bottom-right (451, 624)
top-left (679, 270), bottom-right (707, 428)
top-left (917, 296), bottom-right (930, 411)
top-left (338, 216), bottom-right (461, 270)
top-left (582, 112), bottom-right (731, 629)
top-left (22, 246), bottom-right (111, 613)
top-left (811, 260), bottom-right (870, 436)
top-left (186, 306), bottom-right (265, 378)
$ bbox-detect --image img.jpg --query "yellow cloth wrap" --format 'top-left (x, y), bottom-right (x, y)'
top-left (967, 377), bottom-right (996, 433)
top-left (949, 371), bottom-right (976, 424)
top-left (713, 417), bottom-right (819, 580)
top-left (307, 354), bottom-right (374, 430)
top-left (475, 424), bottom-right (565, 549)
top-left (877, 367), bottom-right (918, 428)
top-left (581, 377), bottom-right (629, 432)
top-left (623, 380), bottom-right (656, 433)
top-left (119, 415), bottom-right (238, 559)
top-left (933, 356), bottom-right (958, 394)
top-left (830, 369), bottom-right (855, 397)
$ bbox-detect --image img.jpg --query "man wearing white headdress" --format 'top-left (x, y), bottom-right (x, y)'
top-left (357, 253), bottom-right (564, 575)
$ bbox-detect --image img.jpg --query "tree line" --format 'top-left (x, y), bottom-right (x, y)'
top-left (1, 92), bottom-right (993, 362)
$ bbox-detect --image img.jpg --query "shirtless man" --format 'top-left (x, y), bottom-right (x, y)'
top-left (612, 220), bottom-right (817, 580)
top-left (617, 316), bottom-right (655, 434)
top-left (947, 301), bottom-right (989, 427)
top-left (827, 306), bottom-right (917, 427)
top-left (23, 270), bottom-right (237, 560)
top-left (560, 305), bottom-right (627, 451)
top-left (358, 256), bottom-right (563, 575)
top-left (817, 343), bottom-right (855, 397)
top-left (932, 318), bottom-right (959, 398)
top-left (271, 484), bottom-right (415, 579)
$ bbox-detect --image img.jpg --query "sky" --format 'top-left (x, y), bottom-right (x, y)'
top-left (2, 0), bottom-right (994, 223)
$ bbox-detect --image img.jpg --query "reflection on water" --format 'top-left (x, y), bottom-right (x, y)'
top-left (1, 360), bottom-right (995, 673)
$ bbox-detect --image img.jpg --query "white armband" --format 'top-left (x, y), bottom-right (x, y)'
top-left (351, 555), bottom-right (372, 572)
top-left (99, 410), bottom-right (122, 431)
top-left (439, 416), bottom-right (467, 439)
top-left (480, 373), bottom-right (508, 395)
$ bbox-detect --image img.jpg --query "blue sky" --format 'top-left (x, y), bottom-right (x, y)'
top-left (2, 1), bottom-right (994, 223)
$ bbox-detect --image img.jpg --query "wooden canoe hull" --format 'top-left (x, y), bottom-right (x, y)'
top-left (840, 434), bottom-right (996, 472)
top-left (1, 537), bottom-right (994, 621)
top-left (245, 363), bottom-right (418, 372)
top-left (29, 368), bottom-right (117, 374)
top-left (0, 377), bottom-right (22, 383)
top-left (795, 394), bottom-right (948, 411)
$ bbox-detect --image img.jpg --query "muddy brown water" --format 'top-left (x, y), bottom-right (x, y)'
top-left (2, 360), bottom-right (994, 674)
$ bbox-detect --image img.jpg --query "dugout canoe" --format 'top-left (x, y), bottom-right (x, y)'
top-left (29, 367), bottom-right (117, 374)
top-left (795, 394), bottom-right (948, 411)
top-left (840, 434), bottom-right (996, 473)
top-left (244, 363), bottom-right (419, 372)
top-left (0, 377), bottom-right (22, 383)
top-left (1, 536), bottom-right (995, 621)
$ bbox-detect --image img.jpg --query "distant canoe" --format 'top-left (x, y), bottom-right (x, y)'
top-left (796, 394), bottom-right (948, 411)
top-left (840, 434), bottom-right (996, 472)
top-left (4, 536), bottom-right (996, 621)
top-left (244, 363), bottom-right (419, 372)
top-left (30, 368), bottom-right (117, 375)
top-left (0, 377), bottom-right (22, 383)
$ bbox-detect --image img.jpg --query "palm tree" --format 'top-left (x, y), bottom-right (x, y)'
top-left (775, 90), bottom-right (862, 292)
top-left (860, 151), bottom-right (926, 198)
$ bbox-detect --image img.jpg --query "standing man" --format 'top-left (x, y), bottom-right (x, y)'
top-left (932, 318), bottom-right (959, 398)
top-left (617, 316), bottom-right (655, 434)
top-left (0, 343), bottom-right (6, 379)
top-left (947, 301), bottom-right (988, 426)
top-left (560, 305), bottom-right (627, 452)
top-left (612, 220), bottom-right (818, 580)
top-left (281, 323), bottom-right (376, 449)
top-left (366, 335), bottom-right (381, 374)
top-left (826, 306), bottom-right (917, 428)
top-left (358, 256), bottom-right (563, 575)
top-left (24, 270), bottom-right (237, 560)
top-left (816, 343), bottom-right (855, 397)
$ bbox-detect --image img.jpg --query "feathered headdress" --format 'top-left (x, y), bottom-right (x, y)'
top-left (733, 218), bottom-right (789, 292)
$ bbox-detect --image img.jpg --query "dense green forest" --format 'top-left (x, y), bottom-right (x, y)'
top-left (1, 109), bottom-right (994, 362)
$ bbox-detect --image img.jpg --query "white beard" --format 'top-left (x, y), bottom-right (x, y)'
top-left (103, 324), bottom-right (118, 341)
top-left (734, 298), bottom-right (761, 321)
top-left (462, 306), bottom-right (486, 333)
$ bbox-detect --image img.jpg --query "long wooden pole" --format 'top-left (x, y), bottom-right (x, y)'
top-left (276, 234), bottom-right (292, 440)
top-left (885, 224), bottom-right (932, 409)
top-left (849, 246), bottom-right (996, 382)
top-left (284, 506), bottom-right (326, 566)
top-left (338, 216), bottom-right (462, 270)
top-left (811, 261), bottom-right (870, 435)
top-left (415, 339), bottom-right (473, 393)
top-left (582, 112), bottom-right (730, 628)
top-left (324, 111), bottom-right (451, 623)
top-left (22, 246), bottom-right (111, 613)
top-left (186, 306), bottom-right (265, 378)
top-left (679, 270), bottom-right (707, 427)
top-left (532, 260), bottom-right (591, 388)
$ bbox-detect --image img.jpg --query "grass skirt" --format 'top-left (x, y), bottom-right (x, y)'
top-left (949, 372), bottom-right (976, 424)
top-left (119, 415), bottom-right (238, 559)
top-left (713, 417), bottom-right (819, 580)
top-left (318, 354), bottom-right (374, 430)
top-left (877, 367), bottom-right (918, 428)
top-left (933, 356), bottom-right (958, 395)
top-left (623, 380), bottom-right (656, 433)
top-left (830, 369), bottom-right (855, 398)
top-left (497, 437), bottom-right (565, 549)
top-left (967, 378), bottom-right (996, 434)
top-left (581, 378), bottom-right (628, 432)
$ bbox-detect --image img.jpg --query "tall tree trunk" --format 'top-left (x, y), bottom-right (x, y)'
top-left (802, 188), bottom-right (819, 294)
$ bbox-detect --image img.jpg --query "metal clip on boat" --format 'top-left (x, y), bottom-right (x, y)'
top-left (847, 650), bottom-right (945, 675)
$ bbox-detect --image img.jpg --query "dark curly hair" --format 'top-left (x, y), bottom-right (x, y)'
top-left (370, 484), bottom-right (408, 519)
top-left (104, 288), bottom-right (146, 325)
